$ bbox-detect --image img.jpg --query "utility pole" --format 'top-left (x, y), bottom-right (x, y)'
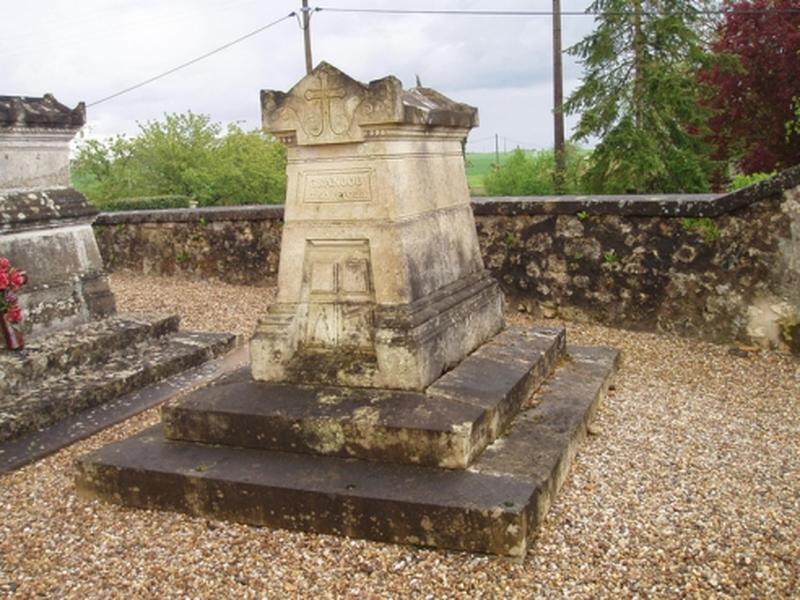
top-left (495, 133), bottom-right (500, 165)
top-left (302, 0), bottom-right (313, 74)
top-left (552, 0), bottom-right (566, 193)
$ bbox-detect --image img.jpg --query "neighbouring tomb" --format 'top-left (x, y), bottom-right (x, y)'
top-left (76, 66), bottom-right (619, 557)
top-left (251, 63), bottom-right (504, 390)
top-left (0, 95), bottom-right (115, 336)
top-left (0, 95), bottom-right (235, 464)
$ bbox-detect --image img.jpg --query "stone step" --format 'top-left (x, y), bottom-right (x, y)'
top-left (0, 313), bottom-right (180, 394)
top-left (0, 345), bottom-right (250, 474)
top-left (162, 326), bottom-right (566, 469)
top-left (75, 345), bottom-right (618, 558)
top-left (0, 330), bottom-right (236, 444)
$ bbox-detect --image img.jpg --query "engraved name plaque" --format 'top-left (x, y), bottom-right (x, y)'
top-left (302, 169), bottom-right (373, 204)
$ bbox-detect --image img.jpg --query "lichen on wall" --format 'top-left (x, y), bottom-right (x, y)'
top-left (94, 207), bottom-right (283, 287)
top-left (475, 189), bottom-right (798, 351)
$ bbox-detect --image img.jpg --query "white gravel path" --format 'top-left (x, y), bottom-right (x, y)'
top-left (0, 273), bottom-right (797, 599)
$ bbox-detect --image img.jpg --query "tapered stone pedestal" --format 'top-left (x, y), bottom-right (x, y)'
top-left (249, 62), bottom-right (503, 390)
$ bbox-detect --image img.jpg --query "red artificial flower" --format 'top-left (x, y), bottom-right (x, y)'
top-left (0, 271), bottom-right (8, 291)
top-left (8, 269), bottom-right (24, 289)
top-left (0, 257), bottom-right (9, 272)
top-left (6, 305), bottom-right (22, 324)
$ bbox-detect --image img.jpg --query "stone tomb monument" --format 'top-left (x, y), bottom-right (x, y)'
top-left (76, 65), bottom-right (619, 557)
top-left (0, 95), bottom-right (235, 461)
top-left (0, 95), bottom-right (116, 336)
top-left (250, 64), bottom-right (504, 389)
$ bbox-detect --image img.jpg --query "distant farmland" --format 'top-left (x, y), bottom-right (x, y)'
top-left (465, 151), bottom-right (532, 193)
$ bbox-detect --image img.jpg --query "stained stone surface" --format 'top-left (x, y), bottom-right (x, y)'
top-left (0, 313), bottom-right (236, 444)
top-left (0, 94), bottom-right (85, 191)
top-left (74, 67), bottom-right (620, 557)
top-left (75, 345), bottom-right (619, 557)
top-left (164, 326), bottom-right (565, 469)
top-left (91, 167), bottom-right (800, 353)
top-left (0, 95), bottom-right (116, 338)
top-left (0, 188), bottom-right (116, 336)
top-left (0, 344), bottom-right (248, 473)
top-left (0, 94), bottom-right (240, 461)
top-left (0, 313), bottom-right (178, 395)
top-left (251, 63), bottom-right (504, 390)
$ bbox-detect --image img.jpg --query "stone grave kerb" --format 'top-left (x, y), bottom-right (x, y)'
top-left (251, 63), bottom-right (504, 390)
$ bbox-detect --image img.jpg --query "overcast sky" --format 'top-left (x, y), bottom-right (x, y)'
top-left (1, 0), bottom-right (596, 152)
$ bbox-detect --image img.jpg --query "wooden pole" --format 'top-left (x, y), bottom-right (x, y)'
top-left (552, 0), bottom-right (566, 193)
top-left (632, 0), bottom-right (644, 129)
top-left (302, 0), bottom-right (313, 74)
top-left (495, 133), bottom-right (500, 165)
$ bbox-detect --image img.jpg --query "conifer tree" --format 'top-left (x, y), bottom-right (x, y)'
top-left (565, 0), bottom-right (714, 193)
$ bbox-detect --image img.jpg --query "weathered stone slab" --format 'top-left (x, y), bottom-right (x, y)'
top-left (0, 328), bottom-right (236, 444)
top-left (0, 313), bottom-right (179, 395)
top-left (75, 345), bottom-right (618, 557)
top-left (163, 373), bottom-right (486, 469)
top-left (0, 187), bottom-right (98, 233)
top-left (78, 425), bottom-right (532, 555)
top-left (470, 346), bottom-right (620, 527)
top-left (163, 326), bottom-right (564, 468)
top-left (0, 344), bottom-right (249, 473)
top-left (427, 326), bottom-right (566, 447)
top-left (0, 190), bottom-right (117, 336)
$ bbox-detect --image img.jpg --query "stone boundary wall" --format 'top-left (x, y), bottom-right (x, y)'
top-left (94, 205), bottom-right (284, 287)
top-left (94, 167), bottom-right (800, 351)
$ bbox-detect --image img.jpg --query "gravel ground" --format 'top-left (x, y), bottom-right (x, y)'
top-left (1, 273), bottom-right (798, 599)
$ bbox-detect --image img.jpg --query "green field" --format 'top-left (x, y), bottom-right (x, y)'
top-left (465, 151), bottom-right (529, 192)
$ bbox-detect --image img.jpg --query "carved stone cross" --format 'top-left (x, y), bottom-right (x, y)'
top-left (304, 72), bottom-right (346, 136)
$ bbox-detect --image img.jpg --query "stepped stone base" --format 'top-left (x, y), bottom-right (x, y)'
top-left (164, 327), bottom-right (564, 469)
top-left (0, 345), bottom-right (249, 473)
top-left (75, 327), bottom-right (619, 557)
top-left (0, 314), bottom-right (237, 445)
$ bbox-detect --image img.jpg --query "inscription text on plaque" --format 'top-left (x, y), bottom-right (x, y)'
top-left (302, 169), bottom-right (373, 204)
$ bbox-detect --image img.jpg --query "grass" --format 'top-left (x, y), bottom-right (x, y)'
top-left (465, 151), bottom-right (533, 192)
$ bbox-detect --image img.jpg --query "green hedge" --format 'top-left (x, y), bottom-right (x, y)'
top-left (71, 112), bottom-right (287, 208)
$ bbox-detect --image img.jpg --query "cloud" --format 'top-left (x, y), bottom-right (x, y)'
top-left (1, 0), bottom-right (596, 148)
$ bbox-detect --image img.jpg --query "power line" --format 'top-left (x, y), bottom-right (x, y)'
top-left (506, 137), bottom-right (537, 149)
top-left (317, 6), bottom-right (800, 17)
top-left (466, 135), bottom-right (537, 149)
top-left (81, 4), bottom-right (800, 110)
top-left (87, 12), bottom-right (296, 108)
